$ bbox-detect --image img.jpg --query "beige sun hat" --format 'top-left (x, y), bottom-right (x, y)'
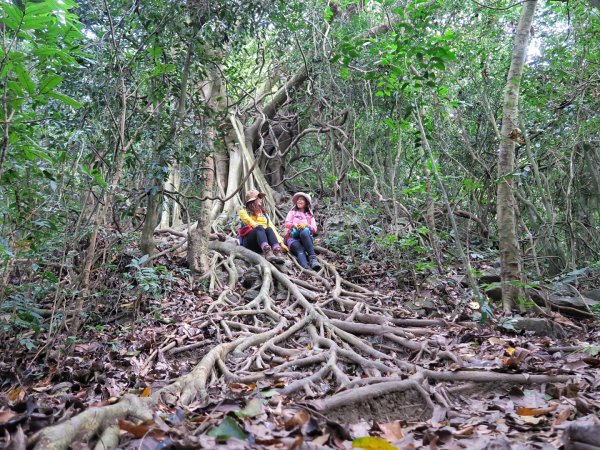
top-left (245, 189), bottom-right (266, 204)
top-left (292, 192), bottom-right (312, 209)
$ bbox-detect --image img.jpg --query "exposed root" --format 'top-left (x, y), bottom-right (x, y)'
top-left (315, 378), bottom-right (435, 423)
top-left (30, 240), bottom-right (582, 449)
top-left (31, 395), bottom-right (153, 450)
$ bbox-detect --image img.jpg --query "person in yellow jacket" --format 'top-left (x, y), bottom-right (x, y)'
top-left (238, 189), bottom-right (287, 264)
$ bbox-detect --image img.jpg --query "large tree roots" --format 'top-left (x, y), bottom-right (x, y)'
top-left (27, 241), bottom-right (592, 449)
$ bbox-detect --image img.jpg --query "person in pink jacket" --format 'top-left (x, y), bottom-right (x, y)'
top-left (284, 192), bottom-right (321, 270)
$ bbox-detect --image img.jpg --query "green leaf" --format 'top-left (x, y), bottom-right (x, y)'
top-left (48, 92), bottom-right (82, 108)
top-left (15, 65), bottom-right (35, 95)
top-left (2, 4), bottom-right (23, 28)
top-left (80, 165), bottom-right (107, 188)
top-left (235, 399), bottom-right (263, 418)
top-left (6, 80), bottom-right (24, 96)
top-left (352, 436), bottom-right (398, 450)
top-left (34, 48), bottom-right (77, 65)
top-left (207, 417), bottom-right (248, 442)
top-left (259, 389), bottom-right (279, 398)
top-left (383, 118), bottom-right (396, 129)
top-left (0, 61), bottom-right (12, 80)
top-left (148, 41), bottom-right (162, 58)
top-left (150, 63), bottom-right (175, 76)
top-left (22, 145), bottom-right (53, 164)
top-left (38, 75), bottom-right (63, 93)
top-left (582, 346), bottom-right (600, 356)
top-left (22, 14), bottom-right (54, 30)
top-left (340, 66), bottom-right (350, 80)
top-left (26, 0), bottom-right (60, 15)
top-left (22, 146), bottom-right (37, 161)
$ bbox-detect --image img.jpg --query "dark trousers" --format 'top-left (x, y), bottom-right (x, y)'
top-left (289, 228), bottom-right (315, 268)
top-left (241, 225), bottom-right (279, 253)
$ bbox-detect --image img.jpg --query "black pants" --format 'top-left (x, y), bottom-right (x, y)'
top-left (289, 228), bottom-right (315, 268)
top-left (241, 225), bottom-right (279, 253)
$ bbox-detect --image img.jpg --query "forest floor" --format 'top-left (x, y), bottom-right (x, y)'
top-left (1, 214), bottom-right (600, 449)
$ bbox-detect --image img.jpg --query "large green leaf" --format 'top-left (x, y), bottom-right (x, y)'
top-left (22, 14), bottom-right (55, 30)
top-left (235, 399), bottom-right (263, 418)
top-left (6, 80), bottom-right (24, 96)
top-left (26, 0), bottom-right (61, 15)
top-left (47, 92), bottom-right (82, 108)
top-left (15, 65), bottom-right (35, 95)
top-left (207, 417), bottom-right (248, 441)
top-left (1, 3), bottom-right (23, 29)
top-left (0, 61), bottom-right (13, 80)
top-left (80, 165), bottom-right (108, 188)
top-left (38, 75), bottom-right (63, 94)
top-left (34, 47), bottom-right (77, 65)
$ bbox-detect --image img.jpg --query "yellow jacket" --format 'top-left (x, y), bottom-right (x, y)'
top-left (239, 209), bottom-right (284, 244)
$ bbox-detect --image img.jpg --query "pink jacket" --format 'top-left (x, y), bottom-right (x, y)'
top-left (284, 209), bottom-right (317, 234)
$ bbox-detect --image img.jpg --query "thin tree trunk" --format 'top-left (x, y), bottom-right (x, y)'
top-left (519, 116), bottom-right (567, 273)
top-left (496, 0), bottom-right (537, 312)
top-left (141, 189), bottom-right (163, 255)
top-left (415, 120), bottom-right (443, 273)
top-left (171, 164), bottom-right (182, 227)
top-left (390, 134), bottom-right (403, 237)
top-left (480, 72), bottom-right (502, 141)
top-left (565, 145), bottom-right (577, 271)
top-left (188, 153), bottom-right (214, 273)
top-left (140, 40), bottom-right (194, 256)
top-left (188, 63), bottom-right (226, 273)
top-left (414, 106), bottom-right (480, 296)
top-left (75, 70), bottom-right (128, 333)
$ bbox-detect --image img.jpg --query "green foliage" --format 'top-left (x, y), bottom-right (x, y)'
top-left (124, 255), bottom-right (171, 300)
top-left (479, 301), bottom-right (494, 323)
top-left (0, 0), bottom-right (85, 269)
top-left (208, 416), bottom-right (248, 442)
top-left (0, 285), bottom-right (51, 350)
top-left (582, 345), bottom-right (600, 357)
top-left (325, 203), bottom-right (436, 284)
top-left (517, 295), bottom-right (536, 311)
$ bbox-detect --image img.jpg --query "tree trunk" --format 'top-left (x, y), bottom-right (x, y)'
top-left (140, 187), bottom-right (163, 255)
top-left (496, 0), bottom-right (537, 312)
top-left (140, 40), bottom-right (194, 256)
top-left (212, 66), bottom-right (310, 224)
top-left (160, 164), bottom-right (182, 229)
top-left (188, 153), bottom-right (214, 273)
top-left (187, 63), bottom-right (226, 273)
top-left (519, 116), bottom-right (566, 274)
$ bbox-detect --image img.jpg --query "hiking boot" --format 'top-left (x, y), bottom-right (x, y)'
top-left (309, 255), bottom-right (321, 270)
top-left (263, 245), bottom-right (284, 264)
top-left (273, 246), bottom-right (285, 261)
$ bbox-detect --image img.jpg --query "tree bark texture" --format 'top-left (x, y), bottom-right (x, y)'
top-left (496, 0), bottom-right (537, 312)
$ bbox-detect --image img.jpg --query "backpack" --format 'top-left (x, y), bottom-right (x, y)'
top-left (238, 212), bottom-right (271, 238)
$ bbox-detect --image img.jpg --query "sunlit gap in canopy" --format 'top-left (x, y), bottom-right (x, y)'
top-left (526, 12), bottom-right (571, 64)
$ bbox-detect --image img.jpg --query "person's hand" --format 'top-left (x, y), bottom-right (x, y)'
top-left (281, 243), bottom-right (289, 252)
top-left (297, 223), bottom-right (306, 230)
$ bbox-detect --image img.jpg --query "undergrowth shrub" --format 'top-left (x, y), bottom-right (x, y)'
top-left (322, 204), bottom-right (435, 286)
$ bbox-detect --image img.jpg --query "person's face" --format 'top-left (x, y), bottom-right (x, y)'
top-left (296, 197), bottom-right (306, 210)
top-left (255, 197), bottom-right (262, 207)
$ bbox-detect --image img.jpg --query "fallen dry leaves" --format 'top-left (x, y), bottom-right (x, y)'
top-left (0, 254), bottom-right (598, 449)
